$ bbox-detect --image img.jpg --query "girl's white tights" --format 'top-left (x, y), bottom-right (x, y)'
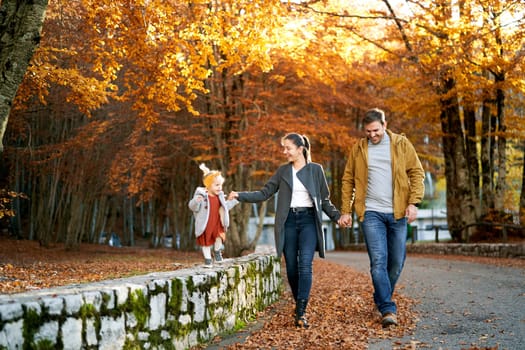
top-left (202, 238), bottom-right (223, 259)
top-left (202, 245), bottom-right (212, 259)
top-left (214, 238), bottom-right (223, 252)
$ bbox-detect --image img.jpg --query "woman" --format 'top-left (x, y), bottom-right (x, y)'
top-left (228, 133), bottom-right (341, 328)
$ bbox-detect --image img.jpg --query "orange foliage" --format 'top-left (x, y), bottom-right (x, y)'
top-left (4, 0), bottom-right (524, 247)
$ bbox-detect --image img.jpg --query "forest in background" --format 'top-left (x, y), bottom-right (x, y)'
top-left (0, 0), bottom-right (524, 256)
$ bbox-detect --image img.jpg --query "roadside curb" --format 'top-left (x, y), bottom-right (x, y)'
top-left (343, 242), bottom-right (525, 258)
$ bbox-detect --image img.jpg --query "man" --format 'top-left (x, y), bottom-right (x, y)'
top-left (338, 108), bottom-right (425, 328)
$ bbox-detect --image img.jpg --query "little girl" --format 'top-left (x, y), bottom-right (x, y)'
top-left (188, 164), bottom-right (238, 267)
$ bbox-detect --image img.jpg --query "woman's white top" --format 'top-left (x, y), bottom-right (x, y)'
top-left (290, 166), bottom-right (314, 208)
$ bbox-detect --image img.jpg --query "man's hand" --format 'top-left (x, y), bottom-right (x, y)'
top-left (405, 204), bottom-right (418, 223)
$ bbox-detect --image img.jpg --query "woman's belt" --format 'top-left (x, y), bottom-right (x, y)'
top-left (290, 207), bottom-right (314, 213)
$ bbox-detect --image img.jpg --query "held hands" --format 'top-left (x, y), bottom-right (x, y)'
top-left (338, 213), bottom-right (352, 228)
top-left (227, 191), bottom-right (239, 201)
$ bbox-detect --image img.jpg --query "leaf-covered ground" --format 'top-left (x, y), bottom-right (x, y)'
top-left (197, 253), bottom-right (523, 350)
top-left (201, 259), bottom-right (419, 350)
top-left (1, 236), bottom-right (521, 349)
top-left (0, 236), bottom-right (203, 294)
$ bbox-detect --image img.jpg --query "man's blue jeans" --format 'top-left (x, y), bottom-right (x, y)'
top-left (283, 209), bottom-right (318, 301)
top-left (362, 211), bottom-right (407, 315)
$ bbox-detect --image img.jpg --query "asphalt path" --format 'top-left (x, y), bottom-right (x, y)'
top-left (325, 251), bottom-right (525, 350)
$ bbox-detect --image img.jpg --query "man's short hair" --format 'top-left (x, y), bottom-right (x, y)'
top-left (363, 108), bottom-right (386, 125)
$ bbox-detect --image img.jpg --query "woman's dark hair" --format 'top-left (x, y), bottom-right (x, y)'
top-left (282, 133), bottom-right (311, 163)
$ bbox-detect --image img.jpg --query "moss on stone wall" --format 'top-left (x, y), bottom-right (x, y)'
top-left (127, 289), bottom-right (149, 330)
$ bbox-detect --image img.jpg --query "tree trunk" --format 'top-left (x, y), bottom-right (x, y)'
top-left (65, 186), bottom-right (83, 250)
top-left (463, 107), bottom-right (479, 217)
top-left (439, 77), bottom-right (477, 241)
top-left (0, 0), bottom-right (48, 152)
top-left (10, 154), bottom-right (22, 239)
top-left (125, 196), bottom-right (135, 246)
top-left (519, 140), bottom-right (525, 226)
top-left (226, 163), bottom-right (255, 257)
top-left (494, 76), bottom-right (507, 211)
top-left (480, 95), bottom-right (496, 217)
top-left (251, 200), bottom-right (268, 250)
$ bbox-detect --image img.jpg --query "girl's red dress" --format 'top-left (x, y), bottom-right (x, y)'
top-left (197, 194), bottom-right (226, 246)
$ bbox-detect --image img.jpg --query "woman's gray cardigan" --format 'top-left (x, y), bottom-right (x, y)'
top-left (237, 162), bottom-right (341, 258)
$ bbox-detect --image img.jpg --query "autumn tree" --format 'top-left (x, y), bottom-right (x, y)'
top-left (302, 0), bottom-right (525, 240)
top-left (5, 0), bottom-right (523, 254)
top-left (5, 0), bottom-right (361, 254)
top-left (0, 0), bottom-right (50, 153)
top-left (0, 0), bottom-right (50, 223)
top-left (4, 0), bottom-right (301, 252)
top-left (391, 0), bottom-right (525, 239)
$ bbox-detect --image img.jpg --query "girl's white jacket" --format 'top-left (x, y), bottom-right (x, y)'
top-left (188, 187), bottom-right (239, 237)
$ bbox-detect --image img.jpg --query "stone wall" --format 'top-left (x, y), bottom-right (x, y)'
top-left (406, 243), bottom-right (525, 258)
top-left (0, 252), bottom-right (282, 350)
top-left (346, 243), bottom-right (525, 259)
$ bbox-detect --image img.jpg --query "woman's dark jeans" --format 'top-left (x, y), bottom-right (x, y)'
top-left (283, 208), bottom-right (318, 301)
